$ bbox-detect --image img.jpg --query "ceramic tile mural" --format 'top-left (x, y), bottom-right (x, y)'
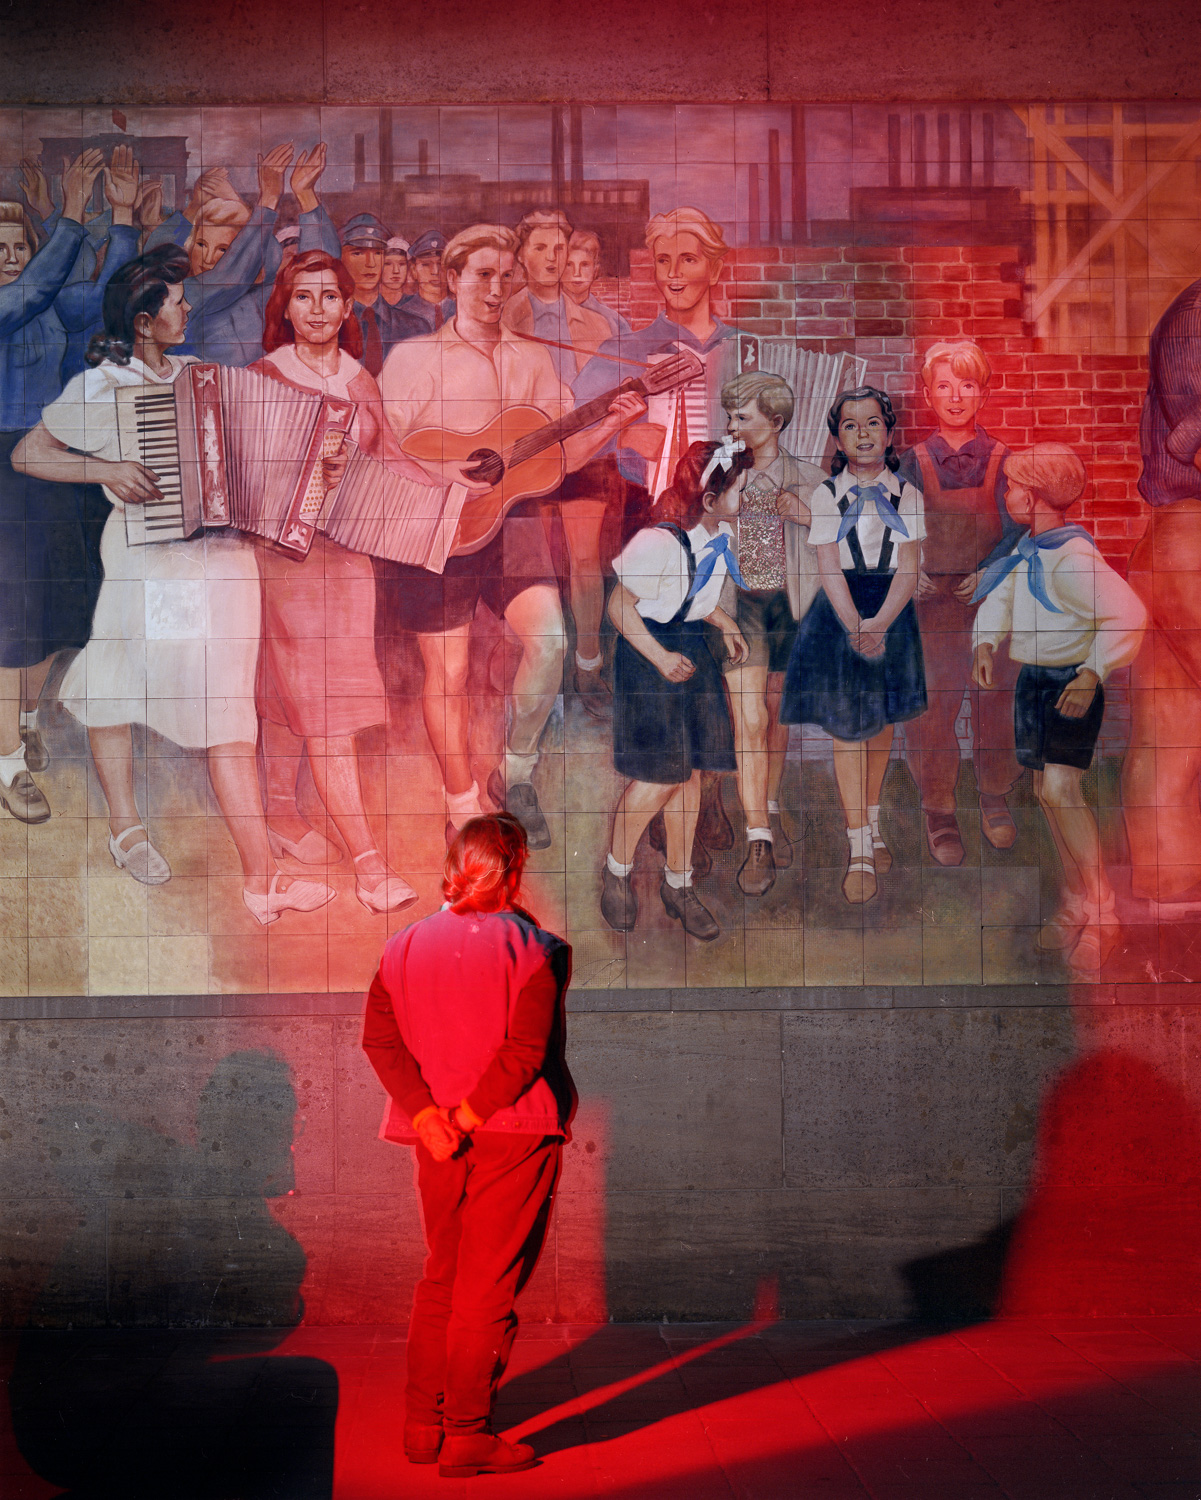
top-left (1, 101), bottom-right (1199, 997)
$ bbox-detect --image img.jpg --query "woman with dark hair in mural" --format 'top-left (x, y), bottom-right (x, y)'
top-left (363, 812), bottom-right (572, 1479)
top-left (247, 248), bottom-right (420, 913)
top-left (0, 149), bottom-right (143, 825)
top-left (12, 246), bottom-right (334, 924)
top-left (600, 438), bottom-right (749, 942)
top-left (781, 387), bottom-right (927, 906)
top-left (574, 206), bottom-right (740, 834)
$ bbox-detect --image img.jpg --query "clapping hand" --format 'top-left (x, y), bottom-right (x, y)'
top-left (290, 142), bottom-right (327, 213)
top-left (103, 145), bottom-right (141, 227)
top-left (61, 149), bottom-right (105, 225)
top-left (257, 143), bottom-right (295, 212)
top-left (185, 166), bottom-right (239, 222)
top-left (19, 158), bottom-right (54, 221)
top-left (135, 177), bottom-right (165, 230)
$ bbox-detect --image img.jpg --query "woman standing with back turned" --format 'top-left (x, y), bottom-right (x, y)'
top-left (362, 812), bottom-right (572, 1479)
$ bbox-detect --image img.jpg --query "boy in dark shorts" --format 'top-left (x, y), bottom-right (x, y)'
top-left (971, 445), bottom-right (1146, 973)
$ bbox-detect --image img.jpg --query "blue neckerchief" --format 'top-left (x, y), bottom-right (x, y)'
top-left (970, 525), bottom-right (1095, 612)
top-left (686, 532), bottom-right (745, 600)
top-left (835, 481), bottom-right (910, 542)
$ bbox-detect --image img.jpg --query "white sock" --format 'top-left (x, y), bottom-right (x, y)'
top-left (767, 800), bottom-right (781, 816)
top-left (664, 865), bottom-right (692, 889)
top-left (607, 851), bottom-right (635, 878)
top-left (868, 803), bottom-right (885, 846)
top-left (576, 650), bottom-right (603, 672)
top-left (504, 748), bottom-right (538, 785)
top-left (446, 780), bottom-right (483, 828)
top-left (747, 825), bottom-right (773, 844)
top-left (20, 708), bottom-right (38, 732)
top-left (847, 824), bottom-right (872, 861)
top-left (0, 744), bottom-right (27, 787)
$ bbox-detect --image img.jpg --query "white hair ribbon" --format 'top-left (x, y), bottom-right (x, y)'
top-left (700, 437), bottom-right (746, 488)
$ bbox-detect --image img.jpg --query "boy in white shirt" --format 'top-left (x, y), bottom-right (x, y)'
top-left (972, 444), bottom-right (1147, 972)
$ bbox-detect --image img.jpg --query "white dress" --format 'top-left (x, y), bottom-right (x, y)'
top-left (45, 355), bottom-right (262, 748)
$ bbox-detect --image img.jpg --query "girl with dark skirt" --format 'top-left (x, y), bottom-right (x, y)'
top-left (600, 439), bottom-right (750, 941)
top-left (781, 388), bottom-right (927, 905)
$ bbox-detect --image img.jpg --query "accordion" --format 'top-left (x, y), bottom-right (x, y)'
top-left (115, 363), bottom-right (467, 573)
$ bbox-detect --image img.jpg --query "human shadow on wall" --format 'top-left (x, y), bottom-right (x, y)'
top-left (10, 1049), bottom-right (336, 1500)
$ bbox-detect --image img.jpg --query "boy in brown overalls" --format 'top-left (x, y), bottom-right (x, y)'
top-left (898, 340), bottom-right (1023, 866)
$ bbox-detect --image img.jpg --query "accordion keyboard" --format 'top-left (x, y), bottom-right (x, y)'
top-left (117, 385), bottom-right (190, 545)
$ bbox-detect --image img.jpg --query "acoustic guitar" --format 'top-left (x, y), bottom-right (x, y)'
top-left (400, 348), bottom-right (705, 555)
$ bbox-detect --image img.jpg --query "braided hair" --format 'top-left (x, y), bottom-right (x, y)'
top-left (826, 386), bottom-right (901, 477)
top-left (85, 245), bottom-right (190, 367)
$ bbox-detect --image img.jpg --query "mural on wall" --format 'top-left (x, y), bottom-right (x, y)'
top-left (1, 100), bottom-right (1199, 997)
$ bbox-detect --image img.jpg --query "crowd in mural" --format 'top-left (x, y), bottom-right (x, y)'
top-left (4, 133), bottom-right (1196, 977)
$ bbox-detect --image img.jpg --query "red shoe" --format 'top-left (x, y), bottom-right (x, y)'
top-left (438, 1433), bottom-right (537, 1478)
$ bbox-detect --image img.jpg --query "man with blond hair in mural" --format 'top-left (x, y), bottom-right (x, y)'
top-left (1122, 273), bottom-right (1201, 906)
top-left (503, 210), bottom-right (620, 719)
top-left (574, 206), bottom-right (741, 851)
top-left (378, 224), bottom-right (646, 850)
top-left (898, 339), bottom-right (1024, 867)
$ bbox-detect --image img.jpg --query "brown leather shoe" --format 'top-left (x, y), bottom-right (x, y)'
top-left (979, 794), bottom-right (1017, 850)
top-left (487, 768), bottom-right (550, 849)
top-left (601, 864), bottom-right (638, 931)
top-left (0, 767), bottom-right (50, 824)
top-left (439, 1434), bottom-right (537, 1478)
top-left (768, 810), bottom-right (794, 868)
top-left (737, 838), bottom-right (776, 896)
top-left (924, 812), bottom-right (964, 866)
top-left (660, 879), bottom-right (720, 940)
top-left (404, 1420), bottom-right (443, 1465)
top-left (574, 664), bottom-right (611, 720)
top-left (20, 726), bottom-right (48, 774)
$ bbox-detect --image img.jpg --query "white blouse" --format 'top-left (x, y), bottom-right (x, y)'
top-left (806, 468), bottom-right (925, 572)
top-left (612, 520), bottom-right (735, 623)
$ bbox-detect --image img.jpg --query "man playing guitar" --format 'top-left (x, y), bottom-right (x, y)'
top-left (378, 224), bottom-right (646, 849)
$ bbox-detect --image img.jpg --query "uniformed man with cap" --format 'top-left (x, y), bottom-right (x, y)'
top-left (398, 228), bottom-right (457, 333)
top-left (340, 212), bottom-right (424, 375)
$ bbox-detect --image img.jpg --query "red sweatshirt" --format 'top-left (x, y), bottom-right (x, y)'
top-left (363, 904), bottom-right (573, 1142)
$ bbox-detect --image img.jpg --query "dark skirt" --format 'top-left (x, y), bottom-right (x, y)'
top-left (781, 571), bottom-right (927, 742)
top-left (613, 615), bottom-right (737, 785)
top-left (0, 430), bottom-right (110, 669)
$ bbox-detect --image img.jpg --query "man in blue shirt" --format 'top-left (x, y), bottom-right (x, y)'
top-left (339, 213), bottom-right (425, 376)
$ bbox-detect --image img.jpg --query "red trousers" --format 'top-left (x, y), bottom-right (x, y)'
top-left (406, 1132), bottom-right (561, 1435)
top-left (906, 586), bottom-right (1021, 812)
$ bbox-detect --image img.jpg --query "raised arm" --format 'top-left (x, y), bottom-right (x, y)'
top-left (0, 150), bottom-right (103, 336)
top-left (54, 147), bottom-right (142, 333)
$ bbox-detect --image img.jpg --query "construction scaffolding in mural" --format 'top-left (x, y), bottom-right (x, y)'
top-left (0, 99), bottom-right (1198, 997)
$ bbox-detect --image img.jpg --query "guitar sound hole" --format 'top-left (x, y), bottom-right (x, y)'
top-left (465, 448), bottom-right (505, 485)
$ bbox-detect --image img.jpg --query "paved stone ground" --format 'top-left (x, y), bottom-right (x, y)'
top-left (4, 1316), bottom-right (1201, 1498)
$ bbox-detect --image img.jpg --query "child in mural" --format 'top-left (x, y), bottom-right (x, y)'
top-left (781, 388), bottom-right (927, 906)
top-left (719, 371), bottom-right (826, 895)
top-left (898, 340), bottom-right (1023, 867)
top-left (247, 248), bottom-right (421, 914)
top-left (574, 207), bottom-right (739, 833)
top-left (0, 150), bottom-right (142, 825)
top-left (12, 247), bottom-right (335, 924)
top-left (972, 444), bottom-right (1147, 972)
top-left (600, 438), bottom-right (750, 942)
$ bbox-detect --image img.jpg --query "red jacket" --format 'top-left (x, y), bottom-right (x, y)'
top-left (363, 905), bottom-right (573, 1143)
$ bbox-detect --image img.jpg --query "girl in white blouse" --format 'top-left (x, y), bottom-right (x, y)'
top-left (781, 388), bottom-right (927, 905)
top-left (600, 439), bottom-right (749, 942)
top-left (13, 246), bottom-right (334, 926)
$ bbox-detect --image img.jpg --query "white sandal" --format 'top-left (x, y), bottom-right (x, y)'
top-left (108, 824), bottom-right (171, 886)
top-left (242, 872), bottom-right (336, 926)
top-left (354, 850), bottom-right (418, 914)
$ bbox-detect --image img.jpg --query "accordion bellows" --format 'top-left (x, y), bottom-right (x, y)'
top-left (116, 363), bottom-right (466, 574)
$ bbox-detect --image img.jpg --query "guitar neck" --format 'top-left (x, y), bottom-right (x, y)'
top-left (507, 380), bottom-right (646, 467)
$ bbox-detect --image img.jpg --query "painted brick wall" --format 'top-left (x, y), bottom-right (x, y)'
top-left (598, 244), bottom-right (1150, 565)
